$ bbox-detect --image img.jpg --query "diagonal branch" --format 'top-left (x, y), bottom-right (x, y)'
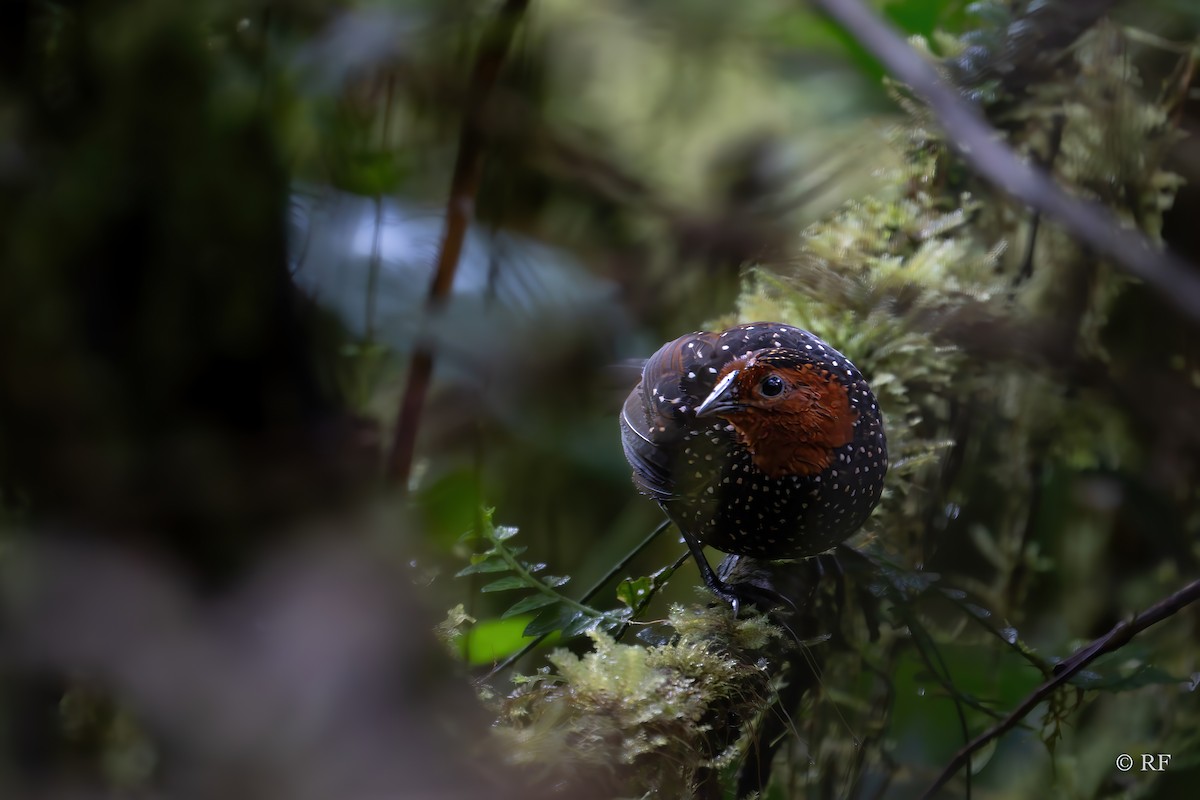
top-left (920, 577), bottom-right (1200, 798)
top-left (809, 0), bottom-right (1200, 322)
top-left (386, 0), bottom-right (533, 489)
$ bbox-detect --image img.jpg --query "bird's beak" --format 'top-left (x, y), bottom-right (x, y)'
top-left (695, 370), bottom-right (742, 417)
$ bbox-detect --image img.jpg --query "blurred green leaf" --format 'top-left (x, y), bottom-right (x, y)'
top-left (465, 616), bottom-right (540, 666)
top-left (335, 151), bottom-right (407, 197)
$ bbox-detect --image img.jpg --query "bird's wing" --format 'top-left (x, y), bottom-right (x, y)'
top-left (620, 389), bottom-right (677, 500)
top-left (620, 329), bottom-right (729, 500)
top-left (640, 329), bottom-right (726, 415)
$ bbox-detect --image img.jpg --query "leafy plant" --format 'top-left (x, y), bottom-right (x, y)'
top-left (457, 510), bottom-right (634, 640)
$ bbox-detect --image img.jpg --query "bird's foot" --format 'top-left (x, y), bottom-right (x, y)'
top-left (707, 573), bottom-right (798, 617)
top-left (677, 527), bottom-right (797, 616)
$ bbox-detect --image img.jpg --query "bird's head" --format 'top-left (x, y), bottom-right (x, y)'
top-left (695, 350), bottom-right (857, 478)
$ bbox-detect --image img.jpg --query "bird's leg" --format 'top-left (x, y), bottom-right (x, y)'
top-left (679, 528), bottom-right (796, 616)
top-left (680, 529), bottom-right (741, 612)
top-left (816, 551), bottom-right (847, 615)
top-left (834, 545), bottom-right (883, 642)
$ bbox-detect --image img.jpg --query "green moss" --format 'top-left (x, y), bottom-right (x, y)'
top-left (496, 605), bottom-right (781, 796)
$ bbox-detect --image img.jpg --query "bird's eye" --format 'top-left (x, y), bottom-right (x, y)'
top-left (760, 375), bottom-right (784, 397)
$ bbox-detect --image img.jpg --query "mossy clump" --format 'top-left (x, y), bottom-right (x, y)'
top-left (495, 605), bottom-right (785, 797)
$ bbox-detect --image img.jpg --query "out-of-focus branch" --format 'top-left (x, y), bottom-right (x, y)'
top-left (809, 0), bottom-right (1200, 322)
top-left (386, 0), bottom-right (532, 489)
top-left (921, 577), bottom-right (1200, 798)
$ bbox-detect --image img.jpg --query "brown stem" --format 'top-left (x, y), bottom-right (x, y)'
top-left (386, 0), bottom-right (532, 489)
top-left (808, 0), bottom-right (1200, 321)
top-left (920, 577), bottom-right (1200, 798)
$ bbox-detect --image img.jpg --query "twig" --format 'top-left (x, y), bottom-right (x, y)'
top-left (809, 0), bottom-right (1200, 322)
top-left (902, 607), bottom-right (975, 800)
top-left (920, 577), bottom-right (1200, 798)
top-left (386, 0), bottom-right (532, 488)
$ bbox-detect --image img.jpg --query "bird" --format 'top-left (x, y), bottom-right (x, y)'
top-left (620, 322), bottom-right (887, 611)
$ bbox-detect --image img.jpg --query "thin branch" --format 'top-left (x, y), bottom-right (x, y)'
top-left (920, 577), bottom-right (1200, 798)
top-left (902, 609), bottom-right (975, 800)
top-left (386, 0), bottom-right (532, 488)
top-left (809, 0), bottom-right (1200, 322)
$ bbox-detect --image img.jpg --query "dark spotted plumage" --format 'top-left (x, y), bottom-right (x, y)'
top-left (621, 322), bottom-right (887, 605)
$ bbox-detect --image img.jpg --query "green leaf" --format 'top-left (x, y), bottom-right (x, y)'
top-left (597, 608), bottom-right (633, 633)
top-left (502, 594), bottom-right (559, 619)
top-left (616, 576), bottom-right (653, 609)
top-left (481, 576), bottom-right (530, 593)
top-left (561, 612), bottom-right (601, 638)
top-left (493, 525), bottom-right (520, 541)
top-left (455, 558), bottom-right (510, 577)
top-left (454, 509), bottom-right (597, 641)
top-left (524, 605), bottom-right (575, 638)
